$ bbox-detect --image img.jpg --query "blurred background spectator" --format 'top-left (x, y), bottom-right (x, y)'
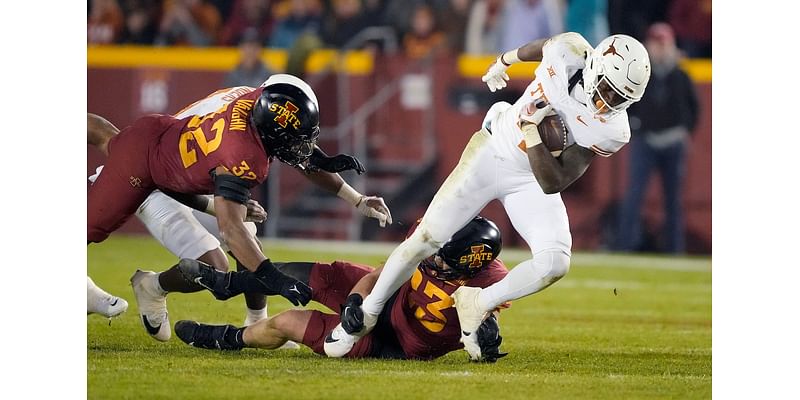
top-left (667, 0), bottom-right (711, 58)
top-left (615, 22), bottom-right (699, 254)
top-left (321, 0), bottom-right (371, 48)
top-left (88, 0), bottom-right (124, 44)
top-left (500, 0), bottom-right (563, 50)
top-left (224, 28), bottom-right (275, 87)
top-left (440, 0), bottom-right (472, 54)
top-left (219, 0), bottom-right (275, 46)
top-left (269, 0), bottom-right (323, 49)
top-left (155, 0), bottom-right (221, 46)
top-left (403, 3), bottom-right (446, 59)
top-left (464, 0), bottom-right (505, 54)
top-left (119, 0), bottom-right (160, 44)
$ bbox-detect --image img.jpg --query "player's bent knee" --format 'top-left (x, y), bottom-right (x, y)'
top-left (405, 225), bottom-right (444, 257)
top-left (545, 249), bottom-right (571, 281)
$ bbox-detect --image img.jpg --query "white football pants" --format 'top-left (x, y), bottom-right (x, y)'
top-left (362, 126), bottom-right (572, 316)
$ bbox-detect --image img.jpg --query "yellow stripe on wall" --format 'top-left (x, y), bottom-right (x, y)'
top-left (457, 55), bottom-right (712, 83)
top-left (87, 46), bottom-right (710, 82)
top-left (87, 45), bottom-right (373, 75)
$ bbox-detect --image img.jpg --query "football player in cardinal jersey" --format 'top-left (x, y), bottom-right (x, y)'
top-left (87, 74), bottom-right (392, 342)
top-left (325, 32), bottom-right (651, 361)
top-left (173, 217), bottom-right (509, 362)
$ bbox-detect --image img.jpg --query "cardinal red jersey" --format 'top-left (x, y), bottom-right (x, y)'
top-left (390, 259), bottom-right (509, 360)
top-left (148, 87), bottom-right (271, 194)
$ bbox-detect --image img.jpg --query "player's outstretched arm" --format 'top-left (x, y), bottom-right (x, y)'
top-left (212, 167), bottom-right (312, 306)
top-left (482, 38), bottom-right (548, 92)
top-left (301, 166), bottom-right (393, 227)
top-left (339, 266), bottom-right (383, 334)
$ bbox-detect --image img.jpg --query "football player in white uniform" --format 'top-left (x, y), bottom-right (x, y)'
top-left (324, 32), bottom-right (651, 361)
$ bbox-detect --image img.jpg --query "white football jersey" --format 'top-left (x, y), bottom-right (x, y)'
top-left (490, 32), bottom-right (631, 161)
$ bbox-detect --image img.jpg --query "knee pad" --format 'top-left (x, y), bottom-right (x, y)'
top-left (536, 249), bottom-right (571, 283)
top-left (483, 101), bottom-right (512, 127)
top-left (408, 222), bottom-right (446, 258)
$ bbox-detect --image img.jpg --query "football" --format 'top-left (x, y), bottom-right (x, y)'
top-left (538, 114), bottom-right (569, 156)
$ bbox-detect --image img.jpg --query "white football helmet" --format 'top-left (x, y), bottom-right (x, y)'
top-left (582, 34), bottom-right (651, 119)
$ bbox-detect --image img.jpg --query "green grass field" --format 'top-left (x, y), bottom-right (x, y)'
top-left (88, 235), bottom-right (711, 399)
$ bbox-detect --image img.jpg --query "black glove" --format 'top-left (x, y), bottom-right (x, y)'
top-left (252, 259), bottom-right (313, 306)
top-left (340, 293), bottom-right (365, 334)
top-left (475, 314), bottom-right (507, 363)
top-left (308, 148), bottom-right (366, 175)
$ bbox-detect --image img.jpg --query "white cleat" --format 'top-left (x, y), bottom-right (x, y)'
top-left (452, 286), bottom-right (488, 361)
top-left (323, 323), bottom-right (357, 357)
top-left (131, 270), bottom-right (171, 342)
top-left (87, 291), bottom-right (129, 318)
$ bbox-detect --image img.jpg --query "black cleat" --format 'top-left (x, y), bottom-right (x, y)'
top-left (175, 320), bottom-right (244, 351)
top-left (178, 259), bottom-right (235, 300)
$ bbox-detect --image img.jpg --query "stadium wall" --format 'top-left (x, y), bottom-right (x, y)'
top-left (87, 47), bottom-right (711, 253)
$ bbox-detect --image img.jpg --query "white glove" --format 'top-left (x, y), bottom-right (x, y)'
top-left (481, 59), bottom-right (510, 92)
top-left (520, 102), bottom-right (554, 148)
top-left (519, 101), bottom-right (554, 126)
top-left (244, 199), bottom-right (267, 223)
top-left (356, 196), bottom-right (393, 227)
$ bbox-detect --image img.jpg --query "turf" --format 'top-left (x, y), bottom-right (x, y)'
top-left (88, 235), bottom-right (711, 399)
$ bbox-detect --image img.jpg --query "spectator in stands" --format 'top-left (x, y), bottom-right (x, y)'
top-left (88, 0), bottom-right (124, 44)
top-left (616, 23), bottom-right (699, 254)
top-left (464, 0), bottom-right (505, 54)
top-left (607, 0), bottom-right (668, 40)
top-left (440, 0), bottom-right (472, 53)
top-left (119, 0), bottom-right (160, 44)
top-left (269, 0), bottom-right (323, 49)
top-left (219, 0), bottom-right (275, 46)
top-left (155, 0), bottom-right (221, 46)
top-left (564, 0), bottom-right (608, 46)
top-left (500, 0), bottom-right (562, 50)
top-left (402, 3), bottom-right (446, 59)
top-left (321, 0), bottom-right (371, 48)
top-left (224, 28), bottom-right (275, 88)
top-left (668, 0), bottom-right (712, 58)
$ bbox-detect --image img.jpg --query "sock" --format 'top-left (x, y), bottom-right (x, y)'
top-left (150, 272), bottom-right (168, 296)
top-left (246, 307), bottom-right (267, 324)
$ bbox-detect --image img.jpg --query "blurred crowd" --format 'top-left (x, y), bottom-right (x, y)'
top-left (88, 0), bottom-right (711, 58)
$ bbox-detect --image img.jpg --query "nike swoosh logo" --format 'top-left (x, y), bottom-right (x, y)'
top-left (142, 315), bottom-right (163, 335)
top-left (576, 115), bottom-right (588, 126)
top-left (462, 331), bottom-right (472, 336)
top-left (110, 299), bottom-right (119, 306)
top-left (324, 332), bottom-right (339, 344)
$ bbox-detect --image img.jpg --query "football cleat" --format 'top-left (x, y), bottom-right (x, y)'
top-left (87, 277), bottom-right (129, 318)
top-left (452, 286), bottom-right (488, 361)
top-left (323, 323), bottom-right (357, 357)
top-left (131, 270), bottom-right (171, 342)
top-left (175, 320), bottom-right (244, 351)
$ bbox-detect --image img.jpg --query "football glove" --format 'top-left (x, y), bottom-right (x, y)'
top-left (253, 259), bottom-right (313, 307)
top-left (481, 59), bottom-right (510, 92)
top-left (308, 148), bottom-right (366, 175)
top-left (340, 293), bottom-right (365, 334)
top-left (475, 314), bottom-right (507, 363)
top-left (356, 196), bottom-right (393, 227)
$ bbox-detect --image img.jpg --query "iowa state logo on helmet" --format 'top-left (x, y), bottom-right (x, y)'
top-left (459, 244), bottom-right (495, 269)
top-left (269, 100), bottom-right (302, 129)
